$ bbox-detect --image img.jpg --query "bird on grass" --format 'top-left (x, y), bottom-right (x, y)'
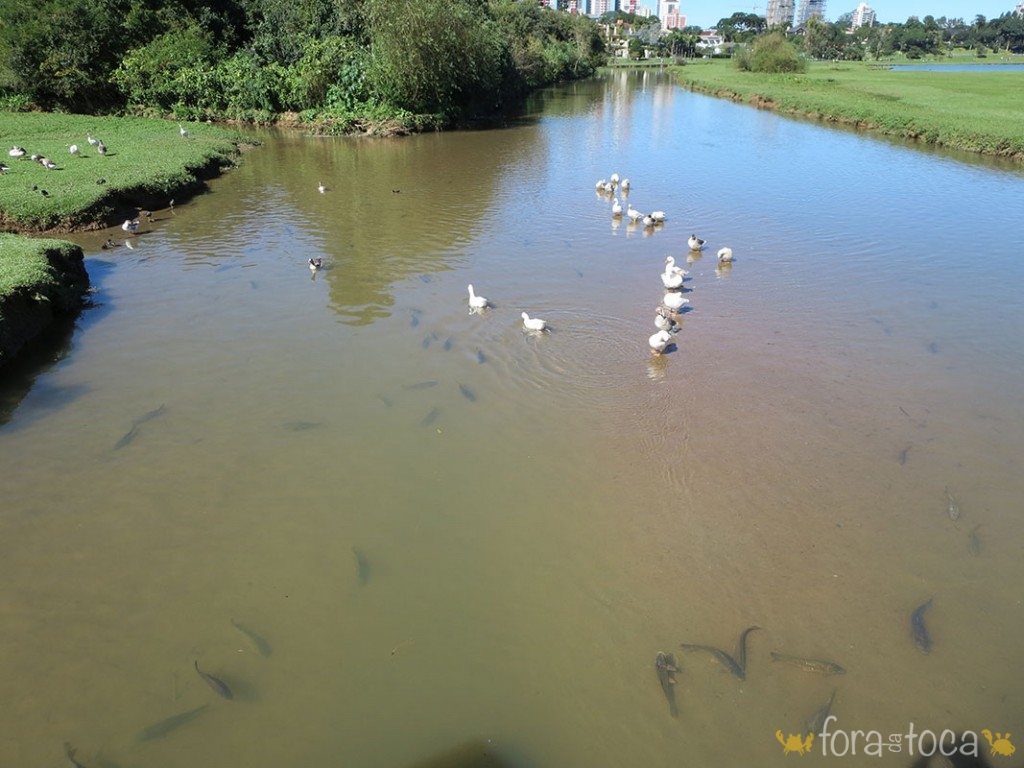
top-left (179, 124), bottom-right (189, 138)
top-left (0, 163), bottom-right (8, 174)
top-left (9, 146), bottom-right (26, 159)
top-left (96, 141), bottom-right (107, 156)
top-left (86, 132), bottom-right (99, 147)
top-left (68, 144), bottom-right (80, 156)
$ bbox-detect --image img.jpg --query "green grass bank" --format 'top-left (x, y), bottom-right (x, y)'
top-left (0, 234), bottom-right (89, 367)
top-left (1, 113), bottom-right (246, 233)
top-left (671, 59), bottom-right (1024, 160)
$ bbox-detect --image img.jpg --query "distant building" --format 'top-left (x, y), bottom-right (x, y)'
top-left (851, 2), bottom-right (876, 27)
top-left (589, 0), bottom-right (618, 15)
top-left (796, 0), bottom-right (827, 25)
top-left (621, 0), bottom-right (639, 14)
top-left (658, 0), bottom-right (686, 29)
top-left (766, 0), bottom-right (797, 27)
top-left (696, 30), bottom-right (725, 53)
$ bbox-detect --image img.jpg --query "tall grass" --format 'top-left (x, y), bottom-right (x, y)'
top-left (672, 60), bottom-right (1024, 159)
top-left (0, 113), bottom-right (245, 231)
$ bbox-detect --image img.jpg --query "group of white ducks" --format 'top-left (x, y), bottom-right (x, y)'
top-left (8, 132), bottom-right (108, 171)
top-left (648, 234), bottom-right (734, 355)
top-left (596, 173), bottom-right (736, 357)
top-left (466, 284), bottom-right (547, 332)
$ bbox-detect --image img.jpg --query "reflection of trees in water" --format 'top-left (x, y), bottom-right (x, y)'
top-left (0, 316), bottom-right (81, 429)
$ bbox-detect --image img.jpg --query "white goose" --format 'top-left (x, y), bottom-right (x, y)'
top-left (122, 219), bottom-right (139, 234)
top-left (610, 173), bottom-right (620, 185)
top-left (650, 210), bottom-right (666, 222)
top-left (649, 330), bottom-right (673, 355)
top-left (86, 132), bottom-right (99, 147)
top-left (663, 292), bottom-right (690, 312)
top-left (688, 234), bottom-right (706, 251)
top-left (68, 144), bottom-right (80, 156)
top-left (620, 178), bottom-right (630, 191)
top-left (178, 124), bottom-right (189, 138)
top-left (595, 178), bottom-right (606, 191)
top-left (717, 246), bottom-right (734, 263)
top-left (8, 146), bottom-right (25, 159)
top-left (626, 203), bottom-right (643, 223)
top-left (467, 284), bottom-right (488, 309)
top-left (611, 198), bottom-right (622, 217)
top-left (522, 312), bottom-right (547, 332)
top-left (317, 181), bottom-right (326, 194)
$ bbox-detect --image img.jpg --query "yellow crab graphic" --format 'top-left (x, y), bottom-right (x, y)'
top-left (981, 730), bottom-right (1016, 757)
top-left (776, 730), bottom-right (814, 755)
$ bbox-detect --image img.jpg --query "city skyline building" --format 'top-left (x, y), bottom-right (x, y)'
top-left (796, 0), bottom-right (827, 25)
top-left (766, 0), bottom-right (797, 26)
top-left (851, 1), bottom-right (876, 27)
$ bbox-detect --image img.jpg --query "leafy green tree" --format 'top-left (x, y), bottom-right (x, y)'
top-left (736, 31), bottom-right (805, 71)
top-left (716, 12), bottom-right (766, 42)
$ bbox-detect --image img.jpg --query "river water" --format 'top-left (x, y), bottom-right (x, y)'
top-left (2, 70), bottom-right (1024, 768)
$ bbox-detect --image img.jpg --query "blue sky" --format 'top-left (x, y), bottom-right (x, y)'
top-left (657, 0), bottom-right (1018, 28)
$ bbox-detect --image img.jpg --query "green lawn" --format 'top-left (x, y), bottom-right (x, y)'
top-left (1, 113), bottom-right (245, 231)
top-left (671, 59), bottom-right (1024, 159)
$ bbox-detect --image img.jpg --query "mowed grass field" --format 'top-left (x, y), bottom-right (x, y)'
top-left (1, 113), bottom-right (244, 231)
top-left (672, 59), bottom-right (1024, 159)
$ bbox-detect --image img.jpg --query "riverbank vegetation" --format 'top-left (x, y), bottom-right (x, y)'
top-left (0, 0), bottom-right (605, 131)
top-left (672, 59), bottom-right (1024, 159)
top-left (0, 113), bottom-right (243, 232)
top-left (0, 234), bottom-right (88, 367)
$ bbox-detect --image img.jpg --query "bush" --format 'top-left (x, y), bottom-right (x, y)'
top-left (736, 33), bottom-right (806, 73)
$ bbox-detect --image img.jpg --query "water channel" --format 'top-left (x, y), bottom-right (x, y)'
top-left (2, 70), bottom-right (1024, 767)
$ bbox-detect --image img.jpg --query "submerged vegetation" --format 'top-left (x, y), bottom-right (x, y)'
top-left (0, 0), bottom-right (606, 130)
top-left (672, 59), bottom-right (1024, 160)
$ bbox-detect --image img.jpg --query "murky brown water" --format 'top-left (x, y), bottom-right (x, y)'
top-left (3, 71), bottom-right (1024, 768)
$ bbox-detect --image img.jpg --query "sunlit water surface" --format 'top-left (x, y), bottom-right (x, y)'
top-left (2, 71), bottom-right (1024, 768)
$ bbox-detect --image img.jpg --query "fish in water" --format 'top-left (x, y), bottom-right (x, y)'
top-left (410, 313), bottom-right (420, 327)
top-left (231, 619), bottom-right (272, 657)
top-left (945, 487), bottom-right (960, 521)
top-left (194, 660), bottom-right (233, 700)
top-left (137, 704), bottom-right (209, 741)
top-left (421, 336), bottom-right (431, 349)
top-left (803, 688), bottom-right (838, 736)
top-left (283, 420), bottom-right (322, 432)
top-left (353, 547), bottom-right (370, 585)
top-left (769, 651), bottom-right (846, 676)
top-left (476, 349), bottom-right (486, 364)
top-left (65, 742), bottom-right (88, 768)
top-left (443, 337), bottom-right (453, 351)
top-left (458, 383), bottom-right (476, 402)
top-left (911, 598), bottom-right (934, 653)
top-left (421, 407), bottom-right (440, 427)
top-left (655, 651), bottom-right (679, 718)
top-left (402, 380), bottom-right (438, 390)
top-left (968, 524), bottom-right (983, 556)
top-left (680, 625), bottom-right (759, 681)
top-left (898, 444), bottom-right (911, 465)
top-left (113, 403), bottom-right (167, 450)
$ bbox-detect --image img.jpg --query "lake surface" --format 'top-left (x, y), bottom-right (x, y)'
top-left (3, 70), bottom-right (1024, 768)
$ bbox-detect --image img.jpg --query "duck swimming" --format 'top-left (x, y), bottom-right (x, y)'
top-left (467, 284), bottom-right (488, 309)
top-left (717, 246), bottom-right (734, 263)
top-left (309, 258), bottom-right (323, 271)
top-left (521, 312), bottom-right (547, 332)
top-left (688, 234), bottom-right (706, 251)
top-left (649, 330), bottom-right (673, 355)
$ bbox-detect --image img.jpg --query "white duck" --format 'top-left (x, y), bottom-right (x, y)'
top-left (650, 210), bottom-right (666, 222)
top-left (626, 204), bottom-right (643, 223)
top-left (717, 246), bottom-right (734, 263)
top-left (309, 258), bottom-right (323, 272)
top-left (649, 330), bottom-right (673, 355)
top-left (68, 144), bottom-right (80, 156)
top-left (8, 146), bottom-right (25, 159)
top-left (611, 198), bottom-right (622, 217)
top-left (620, 178), bottom-right (630, 191)
top-left (86, 132), bottom-right (99, 147)
top-left (317, 181), bottom-right (326, 194)
top-left (655, 306), bottom-right (679, 333)
top-left (467, 284), bottom-right (488, 309)
top-left (522, 312), bottom-right (547, 332)
top-left (595, 178), bottom-right (606, 191)
top-left (688, 234), bottom-right (706, 251)
top-left (122, 219), bottom-right (139, 234)
top-left (178, 124), bottom-right (189, 138)
top-left (664, 256), bottom-right (688, 278)
top-left (663, 292), bottom-right (690, 312)
top-left (610, 173), bottom-right (620, 185)
top-left (661, 268), bottom-right (684, 290)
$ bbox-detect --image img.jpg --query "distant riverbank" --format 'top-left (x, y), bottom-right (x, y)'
top-left (671, 59), bottom-right (1024, 161)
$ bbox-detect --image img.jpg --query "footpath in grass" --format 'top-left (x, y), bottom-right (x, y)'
top-left (1, 113), bottom-right (247, 232)
top-left (671, 59), bottom-right (1024, 160)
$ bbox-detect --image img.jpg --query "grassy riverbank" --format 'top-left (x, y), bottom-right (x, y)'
top-left (0, 234), bottom-right (89, 366)
top-left (672, 59), bottom-right (1024, 160)
top-left (1, 113), bottom-right (245, 233)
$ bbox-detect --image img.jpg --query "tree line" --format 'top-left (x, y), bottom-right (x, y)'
top-left (0, 0), bottom-right (606, 127)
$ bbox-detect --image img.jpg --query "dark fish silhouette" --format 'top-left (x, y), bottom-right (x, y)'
top-left (898, 444), bottom-right (911, 465)
top-left (137, 704), bottom-right (209, 741)
top-left (64, 742), bottom-right (87, 768)
top-left (476, 350), bottom-right (486, 364)
top-left (968, 524), bottom-right (983, 556)
top-left (803, 688), bottom-right (838, 736)
top-left (113, 403), bottom-right (166, 450)
top-left (770, 651), bottom-right (846, 676)
top-left (194, 661), bottom-right (233, 700)
top-left (283, 420), bottom-right (322, 432)
top-left (655, 651), bottom-right (679, 717)
top-left (680, 625), bottom-right (759, 680)
top-left (402, 380), bottom-right (438, 390)
top-left (443, 337), bottom-right (453, 351)
top-left (421, 407), bottom-right (440, 427)
top-left (353, 547), bottom-right (370, 585)
top-left (231, 620), bottom-right (271, 657)
top-left (458, 383), bottom-right (476, 402)
top-left (911, 598), bottom-right (933, 653)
